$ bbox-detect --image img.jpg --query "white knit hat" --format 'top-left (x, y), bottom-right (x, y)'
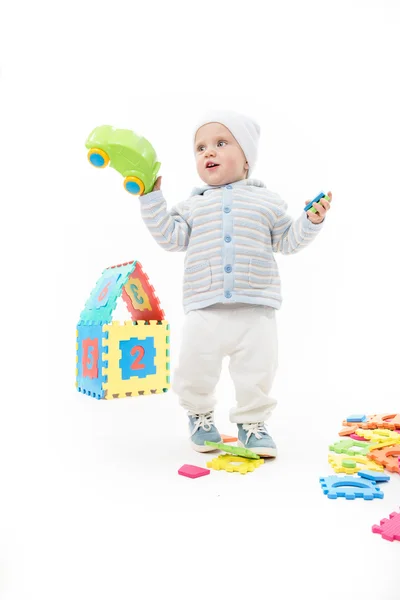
top-left (194, 109), bottom-right (261, 176)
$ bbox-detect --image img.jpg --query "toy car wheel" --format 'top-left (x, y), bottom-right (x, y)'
top-left (124, 176), bottom-right (145, 195)
top-left (88, 148), bottom-right (110, 168)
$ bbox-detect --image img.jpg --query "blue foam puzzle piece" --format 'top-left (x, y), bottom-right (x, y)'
top-left (80, 262), bottom-right (136, 323)
top-left (89, 274), bottom-right (121, 309)
top-left (76, 323), bottom-right (106, 399)
top-left (358, 470), bottom-right (390, 483)
top-left (346, 414), bottom-right (367, 423)
top-left (119, 336), bottom-right (156, 380)
top-left (319, 475), bottom-right (384, 500)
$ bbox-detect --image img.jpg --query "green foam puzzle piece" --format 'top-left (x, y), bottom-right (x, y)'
top-left (205, 441), bottom-right (260, 459)
top-left (342, 459), bottom-right (357, 468)
top-left (329, 439), bottom-right (371, 456)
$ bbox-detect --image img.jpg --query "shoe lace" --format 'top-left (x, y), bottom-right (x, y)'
top-left (243, 422), bottom-right (266, 444)
top-left (188, 411), bottom-right (214, 435)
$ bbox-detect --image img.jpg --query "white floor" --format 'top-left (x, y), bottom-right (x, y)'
top-left (2, 374), bottom-right (399, 600)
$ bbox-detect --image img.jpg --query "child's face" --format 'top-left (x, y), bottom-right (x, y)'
top-left (194, 123), bottom-right (249, 186)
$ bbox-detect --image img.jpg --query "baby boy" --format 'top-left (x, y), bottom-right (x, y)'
top-left (139, 110), bottom-right (332, 457)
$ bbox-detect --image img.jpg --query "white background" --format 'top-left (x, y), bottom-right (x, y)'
top-left (1, 0), bottom-right (400, 598)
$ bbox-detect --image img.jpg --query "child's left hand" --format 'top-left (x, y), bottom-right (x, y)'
top-left (305, 191), bottom-right (332, 224)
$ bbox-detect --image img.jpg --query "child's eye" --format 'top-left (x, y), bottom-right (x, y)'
top-left (217, 141), bottom-right (227, 147)
top-left (197, 145), bottom-right (205, 152)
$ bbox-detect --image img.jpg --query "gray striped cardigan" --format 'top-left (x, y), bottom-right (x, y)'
top-left (139, 178), bottom-right (324, 313)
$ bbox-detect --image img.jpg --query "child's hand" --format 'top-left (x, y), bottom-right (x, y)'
top-left (305, 191), bottom-right (332, 224)
top-left (141, 176), bottom-right (162, 195)
top-left (152, 176), bottom-right (162, 192)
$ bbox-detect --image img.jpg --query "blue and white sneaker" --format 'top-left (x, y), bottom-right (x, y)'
top-left (237, 423), bottom-right (277, 458)
top-left (188, 411), bottom-right (222, 452)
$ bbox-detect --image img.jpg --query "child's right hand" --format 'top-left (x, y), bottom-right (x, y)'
top-left (152, 176), bottom-right (162, 192)
top-left (141, 176), bottom-right (162, 196)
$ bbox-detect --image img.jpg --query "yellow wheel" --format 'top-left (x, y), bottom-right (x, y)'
top-left (88, 148), bottom-right (110, 168)
top-left (124, 176), bottom-right (145, 195)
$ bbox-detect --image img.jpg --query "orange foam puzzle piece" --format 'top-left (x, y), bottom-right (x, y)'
top-left (339, 425), bottom-right (358, 436)
top-left (367, 445), bottom-right (400, 473)
top-left (221, 434), bottom-right (238, 443)
top-left (363, 414), bottom-right (400, 430)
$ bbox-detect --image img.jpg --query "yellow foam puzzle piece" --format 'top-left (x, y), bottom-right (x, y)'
top-left (328, 453), bottom-right (384, 474)
top-left (102, 320), bottom-right (170, 399)
top-left (368, 439), bottom-right (400, 451)
top-left (206, 454), bottom-right (264, 475)
top-left (356, 428), bottom-right (400, 444)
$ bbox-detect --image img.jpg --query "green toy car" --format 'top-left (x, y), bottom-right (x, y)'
top-left (86, 125), bottom-right (161, 195)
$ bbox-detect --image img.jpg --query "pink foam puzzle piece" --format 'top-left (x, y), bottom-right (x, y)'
top-left (350, 433), bottom-right (368, 441)
top-left (372, 511), bottom-right (400, 542)
top-left (178, 464), bottom-right (210, 479)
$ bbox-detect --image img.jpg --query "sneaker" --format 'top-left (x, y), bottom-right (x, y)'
top-left (188, 411), bottom-right (222, 452)
top-left (237, 423), bottom-right (277, 458)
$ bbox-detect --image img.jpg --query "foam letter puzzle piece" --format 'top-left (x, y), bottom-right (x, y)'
top-left (372, 512), bottom-right (400, 541)
top-left (319, 475), bottom-right (384, 500)
top-left (178, 464), bottom-right (210, 479)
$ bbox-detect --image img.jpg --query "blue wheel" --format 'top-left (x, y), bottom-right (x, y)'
top-left (124, 176), bottom-right (145, 195)
top-left (87, 148), bottom-right (110, 169)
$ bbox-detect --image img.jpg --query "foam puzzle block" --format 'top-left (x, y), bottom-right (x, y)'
top-left (207, 454), bottom-right (264, 475)
top-left (359, 428), bottom-right (400, 443)
top-left (367, 445), bottom-right (400, 473)
top-left (329, 439), bottom-right (371, 456)
top-left (328, 453), bottom-right (384, 474)
top-left (205, 441), bottom-right (260, 459)
top-left (346, 414), bottom-right (367, 423)
top-left (372, 512), bottom-right (400, 542)
top-left (76, 260), bottom-right (170, 399)
top-left (319, 475), bottom-right (384, 500)
top-left (366, 414), bottom-right (400, 430)
top-left (178, 464), bottom-right (210, 479)
top-left (350, 433), bottom-right (368, 441)
top-left (221, 434), bottom-right (238, 443)
top-left (358, 470), bottom-right (390, 483)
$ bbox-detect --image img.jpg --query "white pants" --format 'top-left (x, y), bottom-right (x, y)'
top-left (172, 305), bottom-right (278, 423)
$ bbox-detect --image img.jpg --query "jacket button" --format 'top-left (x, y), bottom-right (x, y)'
top-left (224, 207), bottom-right (231, 213)
top-left (224, 235), bottom-right (232, 243)
top-left (224, 265), bottom-right (232, 273)
top-left (224, 290), bottom-right (232, 298)
top-left (226, 184), bottom-right (232, 189)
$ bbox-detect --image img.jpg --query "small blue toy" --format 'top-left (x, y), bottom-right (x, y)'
top-left (304, 192), bottom-right (330, 213)
top-left (346, 414), bottom-right (367, 423)
top-left (319, 475), bottom-right (384, 500)
top-left (358, 470), bottom-right (391, 483)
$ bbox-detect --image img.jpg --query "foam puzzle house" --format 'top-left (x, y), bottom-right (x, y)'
top-left (76, 261), bottom-right (170, 399)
